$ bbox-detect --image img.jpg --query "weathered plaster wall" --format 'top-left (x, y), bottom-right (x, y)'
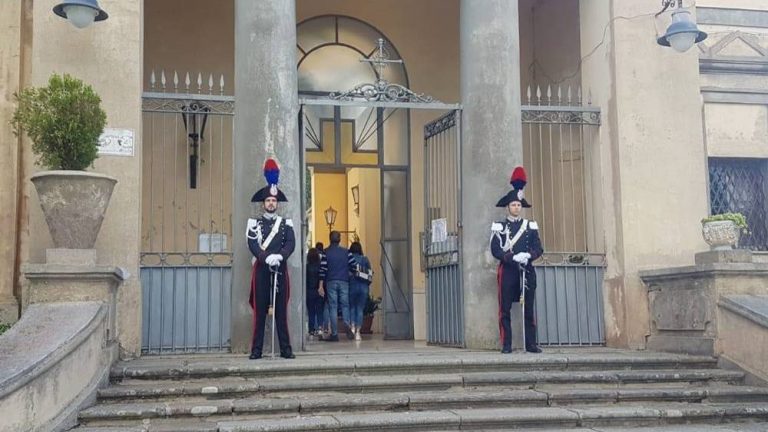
top-left (581, 0), bottom-right (709, 348)
top-left (0, 1), bottom-right (24, 325)
top-left (698, 6), bottom-right (768, 161)
top-left (23, 0), bottom-right (144, 357)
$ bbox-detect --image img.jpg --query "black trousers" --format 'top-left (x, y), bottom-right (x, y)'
top-left (497, 264), bottom-right (537, 350)
top-left (250, 263), bottom-right (292, 355)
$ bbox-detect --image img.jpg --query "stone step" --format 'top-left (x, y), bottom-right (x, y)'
top-left (428, 426), bottom-right (768, 432)
top-left (109, 351), bottom-right (719, 381)
top-left (72, 423), bottom-right (768, 432)
top-left (222, 403), bottom-right (768, 431)
top-left (74, 425), bottom-right (216, 432)
top-left (78, 385), bottom-right (768, 425)
top-left (98, 369), bottom-right (744, 401)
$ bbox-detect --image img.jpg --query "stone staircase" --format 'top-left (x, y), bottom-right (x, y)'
top-left (70, 349), bottom-right (768, 431)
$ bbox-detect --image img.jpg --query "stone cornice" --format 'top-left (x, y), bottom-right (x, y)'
top-left (640, 262), bottom-right (768, 288)
top-left (700, 56), bottom-right (768, 75)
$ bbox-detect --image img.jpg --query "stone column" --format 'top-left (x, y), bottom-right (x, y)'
top-left (232, 0), bottom-right (302, 353)
top-left (0, 0), bottom-right (23, 324)
top-left (460, 0), bottom-right (524, 350)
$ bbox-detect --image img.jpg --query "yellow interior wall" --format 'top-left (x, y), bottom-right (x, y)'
top-left (312, 172), bottom-right (348, 247)
top-left (347, 169), bottom-right (381, 298)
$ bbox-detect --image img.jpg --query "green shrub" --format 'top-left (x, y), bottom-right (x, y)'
top-left (11, 73), bottom-right (107, 170)
top-left (0, 323), bottom-right (11, 336)
top-left (702, 212), bottom-right (749, 233)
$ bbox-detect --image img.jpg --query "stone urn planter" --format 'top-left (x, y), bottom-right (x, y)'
top-left (31, 171), bottom-right (117, 249)
top-left (702, 220), bottom-right (740, 251)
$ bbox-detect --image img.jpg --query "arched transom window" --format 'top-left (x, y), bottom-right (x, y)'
top-left (297, 15), bottom-right (409, 94)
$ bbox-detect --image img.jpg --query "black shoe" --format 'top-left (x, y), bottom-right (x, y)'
top-left (323, 334), bottom-right (339, 342)
top-left (345, 326), bottom-right (354, 340)
top-left (280, 351), bottom-right (295, 359)
top-left (526, 345), bottom-right (542, 354)
top-left (248, 352), bottom-right (262, 360)
top-left (501, 347), bottom-right (512, 354)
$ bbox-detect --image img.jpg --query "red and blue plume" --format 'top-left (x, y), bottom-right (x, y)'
top-left (264, 158), bottom-right (280, 186)
top-left (510, 166), bottom-right (527, 189)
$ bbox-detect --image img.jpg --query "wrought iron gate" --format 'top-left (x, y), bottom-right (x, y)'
top-left (421, 96), bottom-right (605, 347)
top-left (140, 70), bottom-right (234, 354)
top-left (523, 85), bottom-right (605, 346)
top-left (423, 110), bottom-right (464, 347)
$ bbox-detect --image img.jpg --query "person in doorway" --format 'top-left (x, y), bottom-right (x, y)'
top-left (306, 248), bottom-right (324, 337)
top-left (321, 231), bottom-right (356, 341)
top-left (348, 241), bottom-right (373, 341)
top-left (246, 158), bottom-right (296, 360)
top-left (314, 242), bottom-right (330, 337)
top-left (490, 166), bottom-right (544, 354)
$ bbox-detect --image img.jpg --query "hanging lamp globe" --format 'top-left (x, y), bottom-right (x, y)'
top-left (53, 0), bottom-right (108, 29)
top-left (657, 9), bottom-right (707, 53)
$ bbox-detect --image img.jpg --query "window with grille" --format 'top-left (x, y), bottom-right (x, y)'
top-left (708, 158), bottom-right (768, 251)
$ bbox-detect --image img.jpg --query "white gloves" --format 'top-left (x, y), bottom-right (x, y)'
top-left (264, 254), bottom-right (283, 267)
top-left (512, 252), bottom-right (531, 265)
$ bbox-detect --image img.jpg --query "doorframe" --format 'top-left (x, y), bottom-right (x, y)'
top-left (298, 96), bottom-right (461, 345)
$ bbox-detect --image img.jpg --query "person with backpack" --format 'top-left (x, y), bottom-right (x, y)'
top-left (348, 241), bottom-right (373, 341)
top-left (305, 248), bottom-right (324, 337)
top-left (315, 242), bottom-right (330, 337)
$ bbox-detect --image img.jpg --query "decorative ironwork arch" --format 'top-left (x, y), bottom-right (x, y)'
top-left (296, 14), bottom-right (410, 87)
top-left (297, 15), bottom-right (439, 103)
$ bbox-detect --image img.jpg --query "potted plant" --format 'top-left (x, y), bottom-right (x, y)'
top-left (701, 212), bottom-right (749, 251)
top-left (360, 295), bottom-right (381, 334)
top-left (12, 73), bottom-right (115, 250)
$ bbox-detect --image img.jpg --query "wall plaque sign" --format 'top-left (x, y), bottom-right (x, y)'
top-left (98, 128), bottom-right (135, 156)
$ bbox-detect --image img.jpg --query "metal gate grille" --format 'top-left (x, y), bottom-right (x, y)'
top-left (522, 85), bottom-right (605, 346)
top-left (709, 157), bottom-right (768, 251)
top-left (535, 262), bottom-right (605, 345)
top-left (423, 110), bottom-right (464, 347)
top-left (140, 70), bottom-right (234, 354)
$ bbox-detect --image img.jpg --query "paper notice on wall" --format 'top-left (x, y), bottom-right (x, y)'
top-left (98, 128), bottom-right (135, 156)
top-left (431, 218), bottom-right (448, 244)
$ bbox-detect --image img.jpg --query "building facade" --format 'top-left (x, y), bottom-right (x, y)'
top-left (0, 0), bottom-right (765, 358)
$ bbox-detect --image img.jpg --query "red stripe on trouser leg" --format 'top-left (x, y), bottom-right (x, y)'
top-left (250, 262), bottom-right (259, 353)
top-left (497, 265), bottom-right (505, 347)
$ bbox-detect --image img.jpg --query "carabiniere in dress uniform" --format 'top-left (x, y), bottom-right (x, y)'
top-left (490, 166), bottom-right (544, 354)
top-left (246, 158), bottom-right (296, 360)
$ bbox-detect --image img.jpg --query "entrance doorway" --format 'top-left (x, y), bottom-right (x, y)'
top-left (299, 98), bottom-right (462, 343)
top-left (296, 15), bottom-right (463, 344)
top-left (299, 99), bottom-right (413, 339)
